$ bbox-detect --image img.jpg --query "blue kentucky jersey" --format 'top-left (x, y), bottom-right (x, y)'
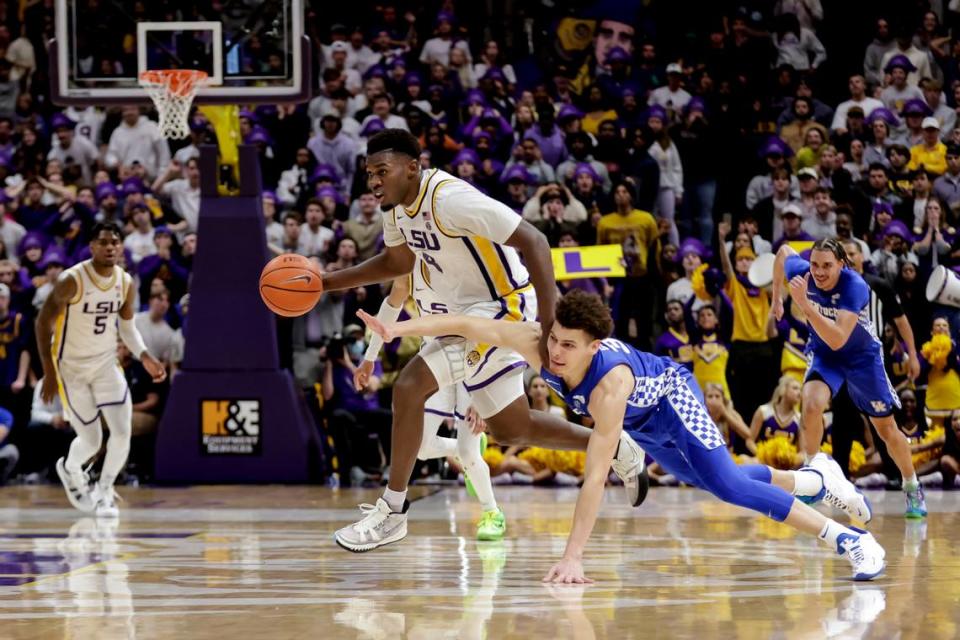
top-left (540, 338), bottom-right (686, 430)
top-left (784, 255), bottom-right (881, 359)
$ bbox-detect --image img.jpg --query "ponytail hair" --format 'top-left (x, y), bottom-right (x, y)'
top-left (811, 237), bottom-right (850, 267)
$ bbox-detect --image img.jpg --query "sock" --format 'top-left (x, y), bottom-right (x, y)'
top-left (99, 402), bottom-right (133, 485)
top-left (818, 519), bottom-right (854, 553)
top-left (382, 487), bottom-right (407, 511)
top-left (791, 469), bottom-right (824, 497)
top-left (65, 421), bottom-right (103, 474)
top-left (903, 474), bottom-right (919, 491)
top-left (457, 429), bottom-right (497, 512)
top-left (418, 435), bottom-right (457, 460)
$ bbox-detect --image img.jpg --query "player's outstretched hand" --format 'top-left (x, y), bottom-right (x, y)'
top-left (354, 360), bottom-right (374, 391)
top-left (142, 354), bottom-right (167, 383)
top-left (543, 557), bottom-right (594, 584)
top-left (357, 310), bottom-right (396, 342)
top-left (40, 375), bottom-right (59, 404)
top-left (466, 405), bottom-right (486, 436)
top-left (787, 273), bottom-right (810, 307)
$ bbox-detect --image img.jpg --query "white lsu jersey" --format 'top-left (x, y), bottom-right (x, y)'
top-left (383, 169), bottom-right (531, 313)
top-left (52, 260), bottom-right (131, 371)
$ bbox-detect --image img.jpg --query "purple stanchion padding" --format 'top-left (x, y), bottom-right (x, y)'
top-left (154, 144), bottom-right (322, 484)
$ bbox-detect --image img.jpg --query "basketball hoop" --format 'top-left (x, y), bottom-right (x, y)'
top-left (139, 70), bottom-right (209, 139)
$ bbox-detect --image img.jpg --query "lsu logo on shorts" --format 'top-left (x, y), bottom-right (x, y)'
top-left (466, 350), bottom-right (482, 367)
top-left (201, 399), bottom-right (262, 455)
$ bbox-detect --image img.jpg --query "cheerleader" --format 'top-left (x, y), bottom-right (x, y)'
top-left (940, 409), bottom-right (960, 488)
top-left (920, 317), bottom-right (960, 426)
top-left (704, 383), bottom-right (756, 455)
top-left (778, 296), bottom-right (810, 383)
top-left (896, 388), bottom-right (945, 479)
top-left (749, 376), bottom-right (805, 469)
top-left (692, 305), bottom-right (731, 399)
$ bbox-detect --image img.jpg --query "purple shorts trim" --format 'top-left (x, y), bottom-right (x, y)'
top-left (464, 361), bottom-right (526, 392)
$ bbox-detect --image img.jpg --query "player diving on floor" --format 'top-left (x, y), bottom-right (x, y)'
top-left (357, 289), bottom-right (887, 582)
top-left (321, 129), bottom-right (646, 553)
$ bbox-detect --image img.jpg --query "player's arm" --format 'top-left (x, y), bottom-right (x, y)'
top-left (323, 242), bottom-right (415, 292)
top-left (504, 220), bottom-right (557, 361)
top-left (434, 182), bottom-right (557, 360)
top-left (893, 315), bottom-right (921, 381)
top-left (355, 277), bottom-right (411, 390)
top-left (35, 273), bottom-right (77, 402)
top-left (118, 280), bottom-right (167, 383)
top-left (357, 309), bottom-right (543, 370)
top-left (543, 365), bottom-right (632, 584)
top-left (771, 244), bottom-right (799, 321)
top-left (789, 275), bottom-right (859, 350)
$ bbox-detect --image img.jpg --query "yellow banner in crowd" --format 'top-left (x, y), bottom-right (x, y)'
top-left (552, 245), bottom-right (625, 281)
top-left (786, 240), bottom-right (815, 253)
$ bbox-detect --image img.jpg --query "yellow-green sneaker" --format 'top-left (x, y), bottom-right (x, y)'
top-left (464, 432), bottom-right (488, 499)
top-left (476, 507), bottom-right (506, 541)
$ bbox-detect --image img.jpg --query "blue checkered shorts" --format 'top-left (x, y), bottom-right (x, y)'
top-left (625, 369), bottom-right (727, 485)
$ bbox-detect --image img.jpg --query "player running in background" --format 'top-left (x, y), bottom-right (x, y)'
top-left (357, 289), bottom-right (886, 582)
top-left (772, 238), bottom-right (928, 518)
top-left (37, 222), bottom-right (166, 518)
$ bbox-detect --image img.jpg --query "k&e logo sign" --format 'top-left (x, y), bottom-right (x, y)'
top-left (200, 399), bottom-right (262, 455)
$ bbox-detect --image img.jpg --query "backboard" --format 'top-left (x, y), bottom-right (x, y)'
top-left (52, 0), bottom-right (310, 105)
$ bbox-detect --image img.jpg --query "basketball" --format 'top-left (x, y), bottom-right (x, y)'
top-left (258, 254), bottom-right (323, 317)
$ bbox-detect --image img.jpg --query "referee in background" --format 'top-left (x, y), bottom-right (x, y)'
top-left (833, 240), bottom-right (921, 479)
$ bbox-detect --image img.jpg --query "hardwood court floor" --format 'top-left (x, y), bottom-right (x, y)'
top-left (0, 484), bottom-right (958, 639)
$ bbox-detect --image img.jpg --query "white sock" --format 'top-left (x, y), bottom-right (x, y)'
top-left (818, 519), bottom-right (854, 553)
top-left (903, 474), bottom-right (919, 490)
top-left (99, 402), bottom-right (133, 486)
top-left (382, 487), bottom-right (407, 512)
top-left (65, 420), bottom-right (103, 474)
top-left (456, 424), bottom-right (497, 512)
top-left (791, 469), bottom-right (824, 497)
top-left (418, 435), bottom-right (457, 460)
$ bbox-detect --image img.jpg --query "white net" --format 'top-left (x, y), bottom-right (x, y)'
top-left (139, 70), bottom-right (208, 140)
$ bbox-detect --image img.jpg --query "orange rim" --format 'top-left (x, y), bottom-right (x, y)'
top-left (139, 70), bottom-right (208, 97)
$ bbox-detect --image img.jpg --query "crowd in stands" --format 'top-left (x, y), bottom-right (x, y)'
top-left (0, 1), bottom-right (959, 490)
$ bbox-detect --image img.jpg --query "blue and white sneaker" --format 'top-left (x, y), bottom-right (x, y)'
top-left (904, 484), bottom-right (928, 519)
top-left (837, 527), bottom-right (885, 581)
top-left (808, 454), bottom-right (873, 522)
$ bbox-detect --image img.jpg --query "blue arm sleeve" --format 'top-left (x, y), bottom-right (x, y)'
top-left (784, 255), bottom-right (810, 280)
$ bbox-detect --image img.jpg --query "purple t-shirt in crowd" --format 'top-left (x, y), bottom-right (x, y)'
top-left (331, 359), bottom-right (384, 413)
